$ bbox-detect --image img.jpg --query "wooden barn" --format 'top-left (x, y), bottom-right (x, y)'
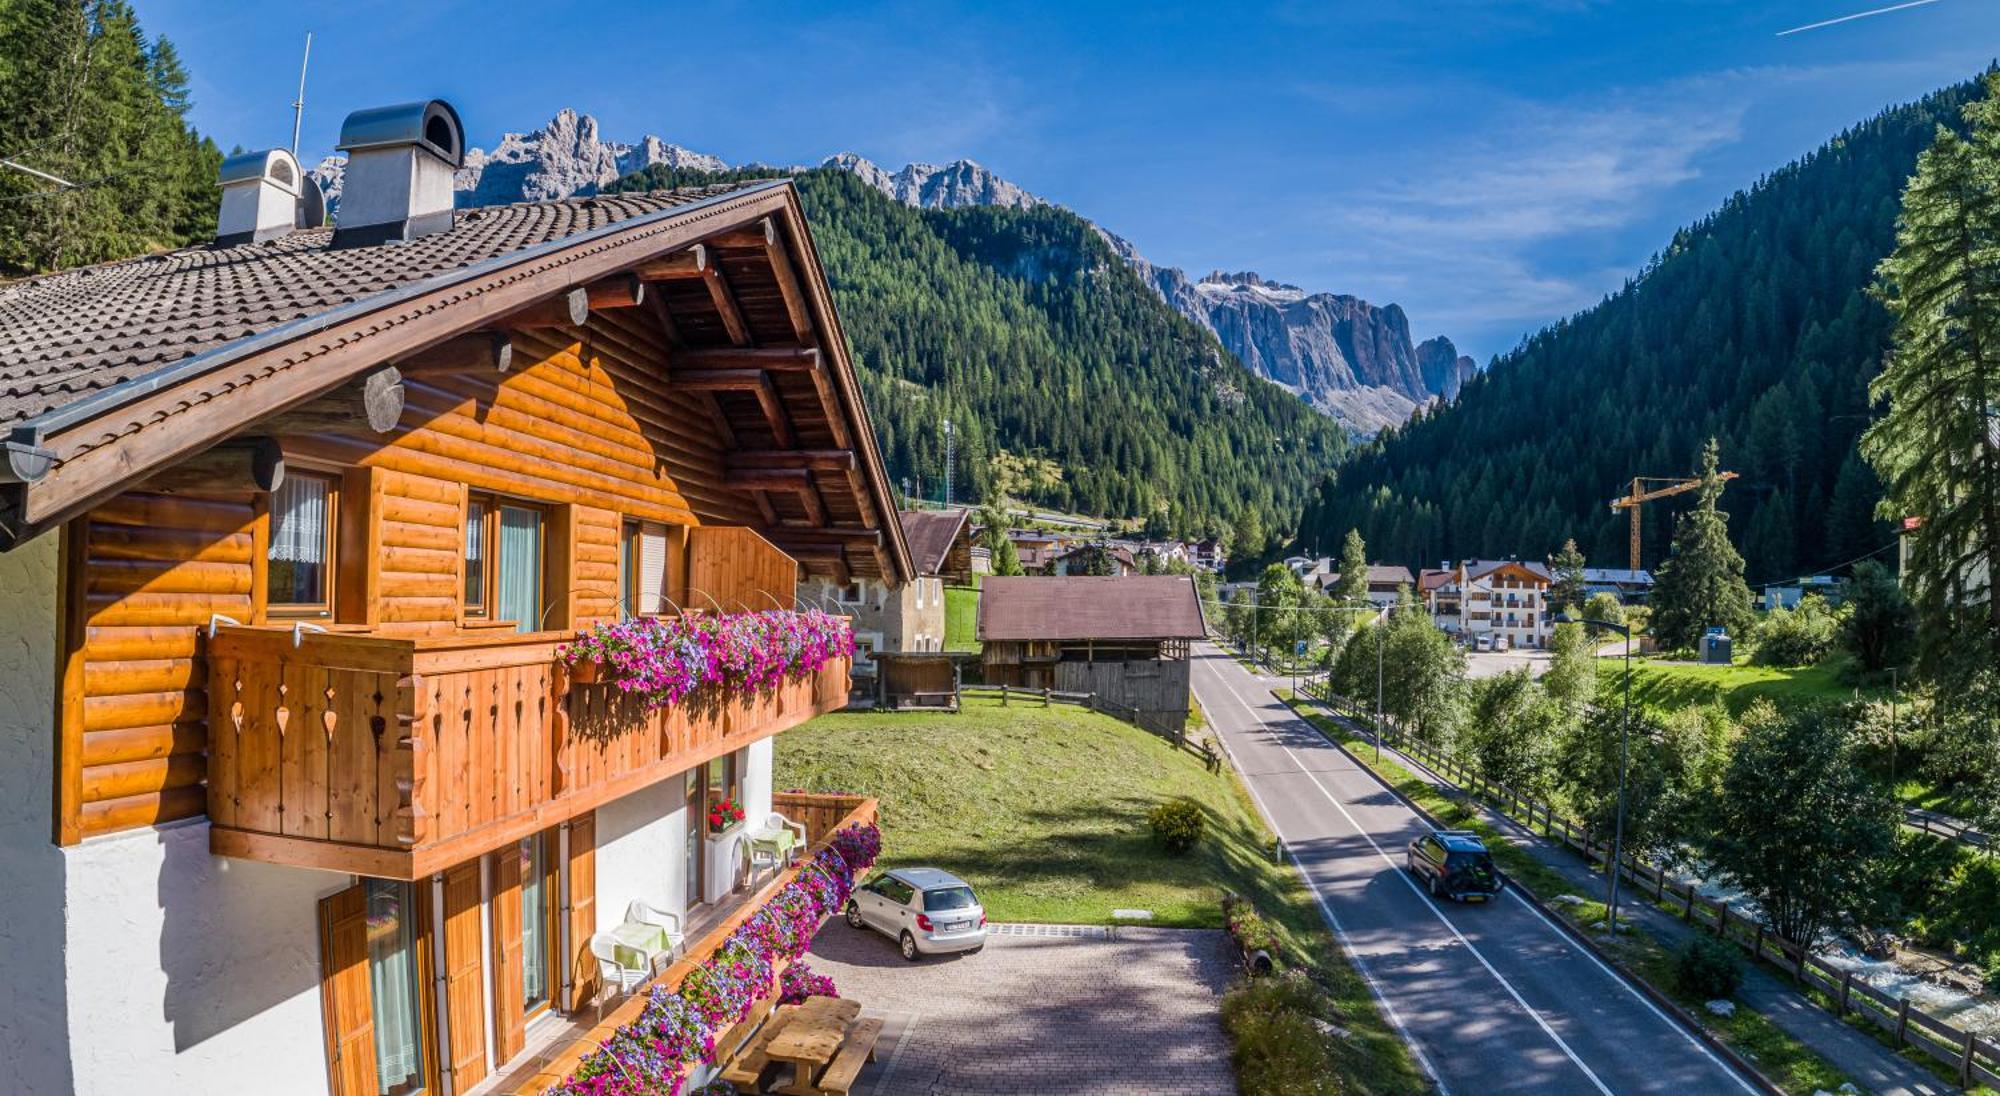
top-left (976, 575), bottom-right (1206, 734)
top-left (0, 99), bottom-right (909, 1096)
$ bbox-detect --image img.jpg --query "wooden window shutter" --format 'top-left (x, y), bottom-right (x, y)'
top-left (442, 863), bottom-right (489, 1091)
top-left (491, 846), bottom-right (527, 1062)
top-left (566, 813), bottom-right (599, 1012)
top-left (318, 885), bottom-right (377, 1096)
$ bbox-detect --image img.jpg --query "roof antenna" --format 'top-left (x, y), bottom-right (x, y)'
top-left (289, 32), bottom-right (313, 156)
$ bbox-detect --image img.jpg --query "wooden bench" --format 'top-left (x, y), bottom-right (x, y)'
top-left (813, 1017), bottom-right (885, 1096)
top-left (716, 994), bottom-right (787, 1093)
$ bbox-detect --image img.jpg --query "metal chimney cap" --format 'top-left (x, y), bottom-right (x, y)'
top-left (335, 99), bottom-right (465, 167)
top-left (218, 148), bottom-right (303, 195)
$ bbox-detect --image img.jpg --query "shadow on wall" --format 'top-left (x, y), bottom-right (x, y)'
top-left (157, 822), bottom-right (332, 1052)
top-left (0, 840), bottom-right (72, 1093)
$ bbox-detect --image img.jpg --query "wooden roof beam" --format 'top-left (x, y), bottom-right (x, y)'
top-left (394, 331), bottom-right (514, 377)
top-left (727, 449), bottom-right (856, 472)
top-left (263, 364), bottom-right (404, 435)
top-left (672, 347), bottom-right (820, 371)
top-left (701, 264), bottom-right (751, 346)
top-left (672, 369), bottom-right (795, 447)
top-left (723, 217), bottom-right (813, 343)
top-left (634, 244), bottom-right (707, 281)
top-left (585, 273), bottom-right (646, 310)
top-left (766, 527), bottom-right (882, 547)
top-left (494, 286), bottom-right (589, 331)
top-left (727, 468), bottom-right (828, 527)
top-left (140, 437), bottom-right (285, 495)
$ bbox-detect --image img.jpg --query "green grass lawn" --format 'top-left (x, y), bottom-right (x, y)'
top-left (1606, 656), bottom-right (1877, 718)
top-left (944, 582), bottom-right (980, 652)
top-left (777, 695), bottom-right (1427, 1093)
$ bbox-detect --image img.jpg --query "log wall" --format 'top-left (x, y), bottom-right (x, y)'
top-left (60, 320), bottom-right (767, 842)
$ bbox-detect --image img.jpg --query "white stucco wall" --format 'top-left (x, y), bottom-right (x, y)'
top-left (0, 531), bottom-right (72, 1095)
top-left (0, 529), bottom-right (353, 1096)
top-left (594, 777), bottom-right (687, 934)
top-left (63, 822), bottom-right (350, 1096)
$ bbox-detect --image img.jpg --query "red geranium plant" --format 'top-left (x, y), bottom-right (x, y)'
top-left (707, 797), bottom-right (747, 833)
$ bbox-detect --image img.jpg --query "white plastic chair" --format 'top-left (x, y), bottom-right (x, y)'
top-left (590, 932), bottom-right (647, 996)
top-left (624, 900), bottom-right (686, 960)
top-left (751, 812), bottom-right (807, 862)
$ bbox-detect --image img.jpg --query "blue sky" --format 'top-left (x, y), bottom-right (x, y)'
top-left (141, 1), bottom-right (1997, 361)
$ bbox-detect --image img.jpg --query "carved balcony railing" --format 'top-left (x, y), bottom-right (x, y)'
top-left (204, 624), bottom-right (849, 878)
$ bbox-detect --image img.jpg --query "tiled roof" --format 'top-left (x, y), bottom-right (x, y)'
top-left (0, 186), bottom-right (748, 425)
top-left (977, 575), bottom-right (1206, 641)
top-left (897, 509), bottom-right (969, 575)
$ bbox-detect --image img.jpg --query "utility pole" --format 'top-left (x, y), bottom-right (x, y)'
top-left (942, 418), bottom-right (954, 507)
top-left (290, 33), bottom-right (314, 156)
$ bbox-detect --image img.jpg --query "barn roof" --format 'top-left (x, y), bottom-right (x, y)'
top-left (898, 508), bottom-right (970, 576)
top-left (977, 575), bottom-right (1207, 642)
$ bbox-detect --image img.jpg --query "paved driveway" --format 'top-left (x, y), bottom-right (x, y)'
top-left (805, 920), bottom-right (1238, 1095)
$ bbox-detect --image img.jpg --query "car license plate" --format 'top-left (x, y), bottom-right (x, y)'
top-left (943, 920), bottom-right (971, 933)
top-left (1464, 895), bottom-right (1486, 903)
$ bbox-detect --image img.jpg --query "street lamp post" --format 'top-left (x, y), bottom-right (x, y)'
top-left (1563, 612), bottom-right (1633, 936)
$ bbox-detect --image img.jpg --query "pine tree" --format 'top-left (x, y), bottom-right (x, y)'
top-left (1650, 439), bottom-right (1757, 651)
top-left (1863, 73), bottom-right (2000, 686)
top-left (1334, 528), bottom-right (1370, 605)
top-left (1549, 538), bottom-right (1587, 612)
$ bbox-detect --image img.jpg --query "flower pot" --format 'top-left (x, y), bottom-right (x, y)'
top-left (568, 659), bottom-right (600, 686)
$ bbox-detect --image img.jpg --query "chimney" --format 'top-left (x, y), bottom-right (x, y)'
top-left (216, 149), bottom-right (306, 245)
top-left (331, 99), bottom-right (465, 247)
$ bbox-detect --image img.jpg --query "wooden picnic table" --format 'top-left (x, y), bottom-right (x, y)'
top-left (766, 996), bottom-right (862, 1095)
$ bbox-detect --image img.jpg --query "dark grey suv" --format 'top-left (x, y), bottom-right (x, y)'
top-left (1406, 829), bottom-right (1504, 902)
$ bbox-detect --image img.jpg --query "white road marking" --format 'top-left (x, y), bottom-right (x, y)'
top-left (1207, 656), bottom-right (1757, 1094)
top-left (1195, 678), bottom-right (1451, 1096)
top-left (1206, 666), bottom-right (1616, 1094)
top-left (1339, 702), bottom-right (1756, 1092)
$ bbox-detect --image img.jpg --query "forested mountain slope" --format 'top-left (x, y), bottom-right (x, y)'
top-left (615, 165), bottom-right (1348, 537)
top-left (1298, 75), bottom-right (1988, 579)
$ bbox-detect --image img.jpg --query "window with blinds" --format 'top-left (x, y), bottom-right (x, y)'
top-left (620, 520), bottom-right (673, 617)
top-left (268, 472), bottom-right (335, 615)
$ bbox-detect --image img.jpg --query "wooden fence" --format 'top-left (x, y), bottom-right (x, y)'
top-left (1304, 681), bottom-right (2000, 1089)
top-left (962, 684), bottom-right (1221, 773)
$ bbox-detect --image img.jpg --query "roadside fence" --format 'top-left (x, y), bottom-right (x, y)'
top-left (963, 683), bottom-right (1221, 773)
top-left (1303, 680), bottom-right (2000, 1089)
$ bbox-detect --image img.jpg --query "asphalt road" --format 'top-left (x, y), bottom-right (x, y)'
top-left (1192, 644), bottom-right (1758, 1095)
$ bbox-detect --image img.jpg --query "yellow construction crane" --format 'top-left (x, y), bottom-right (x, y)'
top-left (1609, 472), bottom-right (1739, 573)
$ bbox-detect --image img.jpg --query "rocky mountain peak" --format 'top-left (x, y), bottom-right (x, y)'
top-left (819, 153), bottom-right (1042, 211)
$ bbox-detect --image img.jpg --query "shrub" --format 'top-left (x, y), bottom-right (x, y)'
top-left (1751, 594), bottom-right (1840, 667)
top-left (1220, 971), bottom-right (1340, 1095)
top-left (1583, 591), bottom-right (1626, 629)
top-left (1223, 894), bottom-right (1283, 969)
top-left (1147, 797), bottom-right (1206, 855)
top-left (1674, 935), bottom-right (1743, 1000)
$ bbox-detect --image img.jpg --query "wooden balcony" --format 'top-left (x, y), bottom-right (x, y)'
top-left (204, 625), bottom-right (849, 878)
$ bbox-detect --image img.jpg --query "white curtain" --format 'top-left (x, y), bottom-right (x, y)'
top-left (366, 881), bottom-right (424, 1095)
top-left (497, 506), bottom-right (542, 633)
top-left (268, 475), bottom-right (329, 602)
top-left (521, 839), bottom-right (549, 1009)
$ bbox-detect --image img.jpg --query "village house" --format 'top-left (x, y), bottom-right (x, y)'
top-left (0, 100), bottom-right (908, 1096)
top-left (1581, 566), bottom-right (1656, 603)
top-left (1308, 563), bottom-right (1417, 607)
top-left (976, 575), bottom-right (1205, 735)
top-left (800, 507), bottom-right (969, 695)
top-left (1426, 560), bottom-right (1554, 649)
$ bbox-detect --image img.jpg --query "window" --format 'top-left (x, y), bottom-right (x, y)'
top-left (620, 519), bottom-right (674, 617)
top-left (464, 499), bottom-right (488, 616)
top-left (268, 472), bottom-right (336, 615)
top-left (465, 496), bottom-right (544, 632)
top-left (705, 751), bottom-right (741, 813)
top-left (518, 834), bottom-right (554, 1019)
top-left (365, 880), bottom-right (429, 1095)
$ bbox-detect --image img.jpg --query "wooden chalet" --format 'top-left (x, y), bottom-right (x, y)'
top-left (0, 100), bottom-right (909, 1096)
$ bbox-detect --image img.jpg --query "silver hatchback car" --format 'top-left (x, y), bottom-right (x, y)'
top-left (845, 867), bottom-right (987, 960)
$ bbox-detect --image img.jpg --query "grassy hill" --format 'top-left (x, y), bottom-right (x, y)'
top-left (775, 695), bottom-right (1425, 1092)
top-left (1602, 656), bottom-right (1879, 718)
